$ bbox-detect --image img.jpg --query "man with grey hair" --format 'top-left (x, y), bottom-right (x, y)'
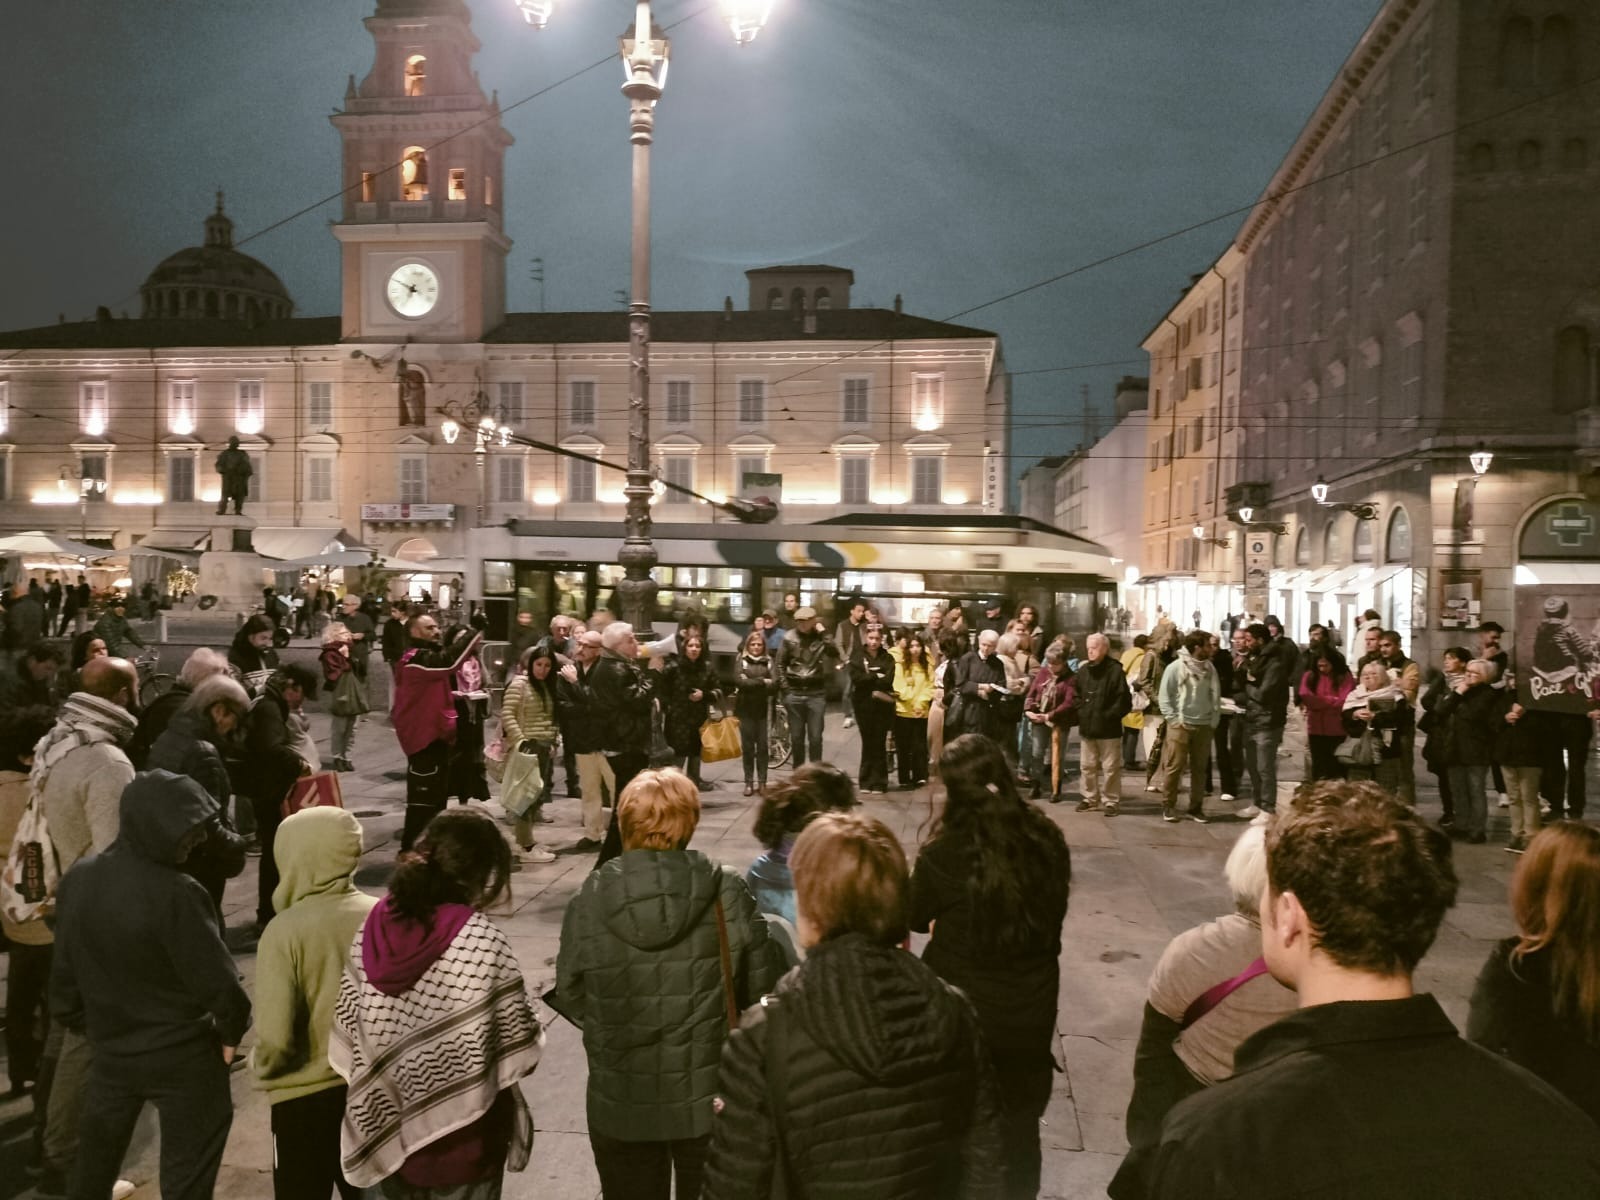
top-left (1073, 632), bottom-right (1133, 813)
top-left (948, 627), bottom-right (1010, 743)
top-left (128, 647), bottom-right (229, 770)
top-left (590, 621), bottom-right (655, 864)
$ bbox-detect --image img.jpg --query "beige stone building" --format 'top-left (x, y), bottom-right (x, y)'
top-left (1140, 0), bottom-right (1600, 659)
top-left (0, 0), bottom-right (1007, 614)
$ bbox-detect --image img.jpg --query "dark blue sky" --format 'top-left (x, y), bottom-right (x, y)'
top-left (1, 0), bottom-right (1378, 470)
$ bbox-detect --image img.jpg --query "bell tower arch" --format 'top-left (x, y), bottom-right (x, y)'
top-left (331, 0), bottom-right (514, 342)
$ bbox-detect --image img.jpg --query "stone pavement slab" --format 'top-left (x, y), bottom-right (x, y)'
top-left (0, 695), bottom-right (1568, 1200)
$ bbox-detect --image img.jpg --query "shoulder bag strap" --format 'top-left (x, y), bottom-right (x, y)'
top-left (1180, 956), bottom-right (1271, 1031)
top-left (714, 895), bottom-right (740, 1029)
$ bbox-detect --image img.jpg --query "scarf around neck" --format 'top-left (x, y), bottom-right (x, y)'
top-left (31, 693), bottom-right (136, 794)
top-left (1343, 678), bottom-right (1405, 712)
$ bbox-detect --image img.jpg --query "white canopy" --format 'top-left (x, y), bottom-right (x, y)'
top-left (0, 531), bottom-right (115, 560)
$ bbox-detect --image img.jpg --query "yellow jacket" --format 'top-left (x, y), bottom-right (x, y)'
top-left (895, 659), bottom-right (935, 718)
top-left (1120, 647), bottom-right (1147, 729)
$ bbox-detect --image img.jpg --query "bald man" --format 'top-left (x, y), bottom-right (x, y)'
top-left (34, 654), bottom-right (140, 1194)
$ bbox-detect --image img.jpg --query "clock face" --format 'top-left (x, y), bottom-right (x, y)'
top-left (386, 261), bottom-right (440, 318)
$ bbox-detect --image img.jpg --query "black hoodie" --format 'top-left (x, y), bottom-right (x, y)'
top-left (50, 770), bottom-right (252, 1057)
top-left (703, 934), bottom-right (1004, 1199)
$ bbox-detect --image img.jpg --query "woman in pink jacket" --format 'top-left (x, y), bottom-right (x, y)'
top-left (1297, 648), bottom-right (1355, 780)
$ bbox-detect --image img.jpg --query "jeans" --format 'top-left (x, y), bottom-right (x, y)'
top-left (1212, 714), bottom-right (1241, 795)
top-left (589, 1129), bottom-right (709, 1200)
top-left (331, 712), bottom-right (356, 762)
top-left (596, 750), bottom-right (648, 867)
top-left (895, 714), bottom-right (929, 786)
top-left (1503, 764), bottom-right (1543, 841)
top-left (741, 713), bottom-right (770, 786)
top-left (1449, 763), bottom-right (1490, 837)
top-left (513, 743), bottom-right (555, 848)
top-left (1540, 713), bottom-right (1592, 818)
top-left (253, 790), bottom-right (285, 928)
top-left (857, 699), bottom-right (892, 791)
top-left (1020, 720), bottom-right (1052, 789)
top-left (575, 752), bottom-right (614, 840)
top-left (402, 739), bottom-right (452, 852)
top-left (1080, 736), bottom-right (1122, 808)
top-left (270, 1085), bottom-right (364, 1200)
top-left (73, 1040), bottom-right (232, 1200)
top-left (1161, 723), bottom-right (1214, 814)
top-left (1247, 725), bottom-right (1283, 811)
top-left (42, 1025), bottom-right (91, 1178)
top-left (6, 941), bottom-right (51, 1088)
top-left (675, 752), bottom-right (704, 787)
top-left (783, 692), bottom-right (827, 767)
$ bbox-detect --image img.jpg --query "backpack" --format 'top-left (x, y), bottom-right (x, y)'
top-left (1, 789), bottom-right (60, 925)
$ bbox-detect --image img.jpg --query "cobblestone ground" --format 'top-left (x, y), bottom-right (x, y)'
top-left (0, 635), bottom-right (1581, 1198)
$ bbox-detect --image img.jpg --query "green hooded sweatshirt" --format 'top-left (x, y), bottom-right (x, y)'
top-left (250, 806), bottom-right (377, 1104)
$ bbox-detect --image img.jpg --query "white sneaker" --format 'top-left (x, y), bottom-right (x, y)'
top-left (113, 1183), bottom-right (137, 1200)
top-left (1497, 796), bottom-right (1511, 808)
top-left (1220, 793), bottom-right (1236, 802)
top-left (843, 717), bottom-right (856, 729)
top-left (516, 844), bottom-right (557, 865)
top-left (1236, 804), bottom-right (1262, 819)
top-left (1144, 784), bottom-right (1161, 793)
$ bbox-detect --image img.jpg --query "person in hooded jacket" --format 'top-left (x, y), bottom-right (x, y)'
top-left (145, 675), bottom-right (251, 925)
top-left (50, 770), bottom-right (253, 1200)
top-left (704, 808), bottom-right (1007, 1200)
top-left (910, 735), bottom-right (1070, 1200)
top-left (557, 768), bottom-right (782, 1199)
top-left (251, 806), bottom-right (377, 1199)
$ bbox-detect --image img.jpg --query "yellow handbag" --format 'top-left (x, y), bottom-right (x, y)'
top-left (700, 714), bottom-right (743, 763)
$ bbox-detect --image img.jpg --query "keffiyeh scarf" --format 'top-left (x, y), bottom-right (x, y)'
top-left (30, 693), bottom-right (137, 794)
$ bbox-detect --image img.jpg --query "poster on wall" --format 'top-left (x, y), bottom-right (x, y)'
top-left (1515, 585), bottom-right (1600, 713)
top-left (1437, 568), bottom-right (1481, 630)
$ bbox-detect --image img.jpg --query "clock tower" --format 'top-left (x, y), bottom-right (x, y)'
top-left (332, 0), bottom-right (513, 342)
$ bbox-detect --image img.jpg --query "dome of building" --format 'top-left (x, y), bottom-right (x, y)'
top-left (139, 193), bottom-right (294, 323)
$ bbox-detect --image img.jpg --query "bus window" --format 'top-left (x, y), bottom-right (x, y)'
top-left (554, 570), bottom-right (588, 618)
top-left (762, 577), bottom-right (837, 628)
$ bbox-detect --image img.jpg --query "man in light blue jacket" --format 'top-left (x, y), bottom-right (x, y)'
top-left (1158, 629), bottom-right (1222, 824)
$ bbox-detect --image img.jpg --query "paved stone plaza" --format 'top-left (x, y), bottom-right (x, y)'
top-left (0, 668), bottom-right (1548, 1200)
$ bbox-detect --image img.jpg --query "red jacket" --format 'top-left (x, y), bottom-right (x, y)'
top-left (1024, 665), bottom-right (1077, 727)
top-left (1298, 669), bottom-right (1355, 737)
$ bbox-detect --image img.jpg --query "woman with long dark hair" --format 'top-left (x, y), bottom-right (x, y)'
top-left (911, 734), bottom-right (1071, 1200)
top-left (1468, 821), bottom-right (1600, 1125)
top-left (893, 634), bottom-right (934, 788)
top-left (659, 631), bottom-right (721, 790)
top-left (229, 613), bottom-right (281, 696)
top-left (1297, 648), bottom-right (1354, 780)
top-left (500, 642), bottom-right (559, 865)
top-left (331, 808), bottom-right (542, 1199)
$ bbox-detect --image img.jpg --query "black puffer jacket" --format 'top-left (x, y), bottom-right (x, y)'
top-left (703, 934), bottom-right (1005, 1200)
top-left (145, 710), bottom-right (248, 908)
top-left (587, 650), bottom-right (654, 755)
top-left (1435, 682), bottom-right (1504, 767)
top-left (660, 652), bottom-right (722, 756)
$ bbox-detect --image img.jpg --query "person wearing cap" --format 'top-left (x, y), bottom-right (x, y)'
top-left (759, 608), bottom-right (783, 655)
top-left (777, 606), bottom-right (840, 768)
top-left (978, 598), bottom-right (1007, 637)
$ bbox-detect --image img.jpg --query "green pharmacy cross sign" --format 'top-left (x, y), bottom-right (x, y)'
top-left (1548, 502), bottom-right (1597, 549)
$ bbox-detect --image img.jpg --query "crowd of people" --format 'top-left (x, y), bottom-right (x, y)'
top-left (2, 588), bottom-right (1600, 1199)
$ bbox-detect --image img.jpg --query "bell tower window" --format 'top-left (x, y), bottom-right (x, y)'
top-left (401, 147), bottom-right (429, 200)
top-left (361, 172), bottom-right (376, 203)
top-left (448, 169), bottom-right (467, 201)
top-left (404, 55), bottom-right (427, 96)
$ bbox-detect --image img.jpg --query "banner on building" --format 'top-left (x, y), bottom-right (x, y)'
top-left (1243, 532), bottom-right (1270, 617)
top-left (1516, 585), bottom-right (1600, 713)
top-left (983, 444), bottom-right (1003, 513)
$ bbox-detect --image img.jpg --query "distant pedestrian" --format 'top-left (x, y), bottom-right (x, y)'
top-left (775, 607), bottom-right (839, 769)
top-left (588, 621), bottom-right (655, 865)
top-left (1072, 632), bottom-right (1132, 812)
top-left (849, 624), bottom-right (896, 794)
top-left (320, 622), bottom-right (358, 773)
top-left (392, 613), bottom-right (481, 853)
top-left (891, 633), bottom-right (934, 789)
top-left (1157, 630), bottom-right (1221, 824)
top-left (734, 628), bottom-right (777, 795)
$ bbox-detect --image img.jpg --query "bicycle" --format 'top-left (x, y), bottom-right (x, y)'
top-left (768, 703), bottom-right (792, 770)
top-left (133, 646), bottom-right (176, 704)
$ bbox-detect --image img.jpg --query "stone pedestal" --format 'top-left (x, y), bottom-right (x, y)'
top-left (197, 516), bottom-right (267, 608)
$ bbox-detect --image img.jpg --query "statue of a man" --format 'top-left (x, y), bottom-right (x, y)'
top-left (215, 436), bottom-right (253, 515)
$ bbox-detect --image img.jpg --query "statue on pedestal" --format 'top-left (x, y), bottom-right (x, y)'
top-left (215, 436), bottom-right (253, 515)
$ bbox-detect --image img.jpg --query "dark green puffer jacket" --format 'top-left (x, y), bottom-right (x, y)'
top-left (556, 847), bottom-right (782, 1141)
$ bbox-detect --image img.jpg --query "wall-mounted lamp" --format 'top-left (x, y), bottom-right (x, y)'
top-left (1470, 442), bottom-right (1493, 476)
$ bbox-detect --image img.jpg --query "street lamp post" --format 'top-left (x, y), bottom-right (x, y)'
top-left (519, 0), bottom-right (775, 636)
top-left (59, 466), bottom-right (105, 543)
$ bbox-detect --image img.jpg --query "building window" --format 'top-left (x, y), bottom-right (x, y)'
top-left (912, 374), bottom-right (944, 431)
top-left (404, 54), bottom-right (427, 96)
top-left (1406, 162), bottom-right (1429, 248)
top-left (1295, 525), bottom-right (1311, 566)
top-left (1365, 340), bottom-right (1384, 417)
top-left (1386, 507), bottom-right (1412, 562)
top-left (167, 454), bottom-right (195, 503)
top-left (80, 381), bottom-right (108, 436)
top-left (307, 381), bottom-right (333, 428)
top-left (495, 455), bottom-right (524, 503)
top-left (1324, 516), bottom-right (1346, 565)
top-left (448, 169), bottom-right (467, 201)
top-left (665, 380), bottom-right (692, 426)
top-left (307, 456), bottom-right (334, 503)
top-left (485, 174), bottom-right (495, 207)
top-left (399, 455), bottom-right (427, 503)
top-left (569, 380), bottom-right (596, 428)
top-left (840, 456), bottom-right (870, 505)
top-left (497, 380), bottom-right (525, 424)
top-left (734, 454), bottom-right (768, 494)
top-left (1518, 139), bottom-right (1543, 171)
top-left (1540, 16), bottom-right (1576, 87)
top-left (842, 377), bottom-right (870, 425)
top-left (237, 379), bottom-right (264, 434)
top-left (80, 453), bottom-right (108, 501)
top-left (247, 453), bottom-right (263, 503)
top-left (660, 455), bottom-right (693, 505)
top-left (737, 379), bottom-right (766, 425)
top-left (169, 380), bottom-right (196, 435)
top-left (1471, 142), bottom-right (1496, 174)
top-left (1353, 518), bottom-right (1375, 563)
top-left (0, 453), bottom-right (7, 501)
top-left (911, 455), bottom-right (943, 505)
top-left (401, 146), bottom-right (429, 200)
top-left (1308, 270), bottom-right (1324, 333)
top-left (1502, 16), bottom-right (1536, 87)
top-left (567, 458), bottom-right (596, 503)
top-left (1412, 20), bottom-right (1433, 107)
top-left (0, 380), bottom-right (7, 437)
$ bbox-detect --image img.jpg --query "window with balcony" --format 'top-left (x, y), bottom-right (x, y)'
top-left (737, 379), bottom-right (766, 425)
top-left (842, 377), bottom-right (870, 425)
top-left (840, 455), bottom-right (870, 505)
top-left (307, 381), bottom-right (333, 428)
top-left (399, 455), bottom-right (427, 503)
top-left (569, 380), bottom-right (596, 428)
top-left (911, 455), bottom-right (943, 505)
top-left (912, 374), bottom-right (944, 431)
top-left (496, 455), bottom-right (524, 503)
top-left (169, 380), bottom-right (196, 435)
top-left (80, 453), bottom-right (108, 501)
top-left (568, 458), bottom-right (596, 503)
top-left (307, 456), bottom-right (334, 503)
top-left (237, 379), bottom-right (264, 434)
top-left (80, 381), bottom-right (108, 437)
top-left (661, 455), bottom-right (692, 505)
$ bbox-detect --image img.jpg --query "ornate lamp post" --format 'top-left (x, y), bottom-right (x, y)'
top-left (518, 0), bottom-right (775, 635)
top-left (59, 466), bottom-right (106, 543)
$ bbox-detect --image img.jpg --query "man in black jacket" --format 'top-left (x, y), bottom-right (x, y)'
top-left (242, 664), bottom-right (318, 929)
top-left (1140, 780), bottom-right (1600, 1199)
top-left (52, 771), bottom-right (253, 1200)
top-left (558, 629), bottom-right (611, 848)
top-left (777, 607), bottom-right (840, 768)
top-left (590, 621), bottom-right (654, 865)
top-left (850, 625), bottom-right (897, 794)
top-left (1072, 632), bottom-right (1132, 812)
top-left (948, 628), bottom-right (1011, 745)
top-left (1239, 624), bottom-right (1289, 817)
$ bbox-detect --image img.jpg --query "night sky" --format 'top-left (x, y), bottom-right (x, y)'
top-left (2, 0), bottom-right (1379, 480)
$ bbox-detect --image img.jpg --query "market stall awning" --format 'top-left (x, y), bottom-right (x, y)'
top-left (252, 527), bottom-right (362, 562)
top-left (0, 530), bottom-right (116, 559)
top-left (269, 548), bottom-right (378, 570)
top-left (1361, 563), bottom-right (1411, 589)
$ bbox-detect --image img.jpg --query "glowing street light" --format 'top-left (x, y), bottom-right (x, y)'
top-left (1470, 442), bottom-right (1494, 476)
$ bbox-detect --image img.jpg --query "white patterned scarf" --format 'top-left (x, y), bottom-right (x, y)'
top-left (330, 911), bottom-right (545, 1187)
top-left (30, 693), bottom-right (137, 795)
